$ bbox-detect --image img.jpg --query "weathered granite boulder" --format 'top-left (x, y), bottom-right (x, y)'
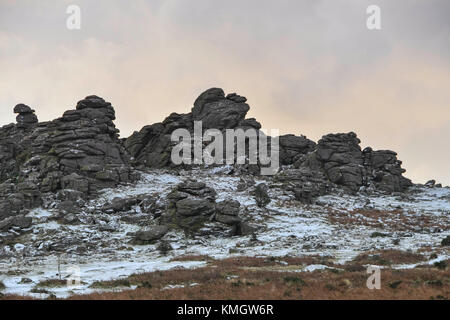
top-left (175, 198), bottom-right (215, 217)
top-left (314, 132), bottom-right (364, 192)
top-left (214, 200), bottom-right (241, 225)
top-left (362, 148), bottom-right (412, 192)
top-left (14, 104), bottom-right (38, 129)
top-left (0, 215), bottom-right (32, 232)
top-left (279, 134), bottom-right (316, 165)
top-left (162, 179), bottom-right (216, 232)
top-left (132, 225), bottom-right (169, 245)
top-left (102, 197), bottom-right (140, 213)
top-left (276, 167), bottom-right (332, 203)
top-left (192, 88), bottom-right (250, 130)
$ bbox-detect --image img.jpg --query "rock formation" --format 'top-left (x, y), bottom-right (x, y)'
top-left (125, 88), bottom-right (411, 197)
top-left (162, 179), bottom-right (217, 233)
top-left (124, 88), bottom-right (317, 171)
top-left (124, 88), bottom-right (263, 168)
top-left (0, 88), bottom-right (415, 236)
top-left (14, 104), bottom-right (38, 129)
top-left (0, 96), bottom-right (138, 229)
top-left (294, 132), bottom-right (412, 194)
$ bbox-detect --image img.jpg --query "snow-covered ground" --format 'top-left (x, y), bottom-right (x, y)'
top-left (0, 168), bottom-right (449, 298)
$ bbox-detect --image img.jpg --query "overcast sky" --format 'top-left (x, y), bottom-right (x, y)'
top-left (1, 0), bottom-right (449, 185)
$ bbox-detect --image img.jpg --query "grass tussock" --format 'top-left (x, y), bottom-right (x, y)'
top-left (169, 255), bottom-right (213, 262)
top-left (351, 250), bottom-right (427, 266)
top-left (36, 279), bottom-right (67, 288)
top-left (89, 279), bottom-right (131, 289)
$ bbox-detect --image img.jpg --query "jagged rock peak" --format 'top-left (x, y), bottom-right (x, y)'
top-left (191, 88), bottom-right (250, 130)
top-left (14, 103), bottom-right (33, 114)
top-left (192, 88), bottom-right (226, 116)
top-left (13, 103), bottom-right (38, 127)
top-left (76, 95), bottom-right (112, 110)
top-left (60, 95), bottom-right (116, 123)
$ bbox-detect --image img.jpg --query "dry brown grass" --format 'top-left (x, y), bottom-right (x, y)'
top-left (70, 256), bottom-right (449, 300)
top-left (0, 294), bottom-right (35, 300)
top-left (1, 255), bottom-right (448, 300)
top-left (169, 255), bottom-right (213, 262)
top-left (327, 208), bottom-right (449, 232)
top-left (350, 249), bottom-right (427, 266)
top-left (36, 279), bottom-right (67, 288)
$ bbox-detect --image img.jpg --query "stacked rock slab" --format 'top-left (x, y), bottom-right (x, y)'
top-left (297, 132), bottom-right (412, 193)
top-left (162, 179), bottom-right (217, 233)
top-left (362, 147), bottom-right (412, 193)
top-left (14, 104), bottom-right (38, 129)
top-left (315, 132), bottom-right (366, 192)
top-left (161, 180), bottom-right (250, 235)
top-left (0, 96), bottom-right (138, 233)
top-left (276, 167), bottom-right (332, 204)
top-left (0, 104), bottom-right (39, 183)
top-left (279, 134), bottom-right (316, 165)
top-left (37, 95), bottom-right (137, 193)
top-left (125, 88), bottom-right (316, 170)
top-left (0, 104), bottom-right (41, 228)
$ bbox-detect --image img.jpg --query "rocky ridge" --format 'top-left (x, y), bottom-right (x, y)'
top-left (0, 88), bottom-right (436, 245)
top-left (0, 88), bottom-right (448, 298)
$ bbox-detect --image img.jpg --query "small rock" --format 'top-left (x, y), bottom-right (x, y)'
top-left (156, 241), bottom-right (173, 255)
top-left (388, 280), bottom-right (402, 289)
top-left (19, 278), bottom-right (33, 284)
top-left (370, 232), bottom-right (389, 238)
top-left (425, 180), bottom-right (436, 187)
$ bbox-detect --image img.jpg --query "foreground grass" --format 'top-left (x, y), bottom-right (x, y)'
top-left (1, 254), bottom-right (449, 300)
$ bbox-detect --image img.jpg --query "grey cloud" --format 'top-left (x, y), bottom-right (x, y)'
top-left (0, 0), bottom-right (448, 185)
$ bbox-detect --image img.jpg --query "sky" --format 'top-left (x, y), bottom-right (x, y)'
top-left (0, 0), bottom-right (449, 185)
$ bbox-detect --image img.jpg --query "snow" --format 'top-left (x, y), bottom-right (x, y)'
top-left (0, 168), bottom-right (449, 297)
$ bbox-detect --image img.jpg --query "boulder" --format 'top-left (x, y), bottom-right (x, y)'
top-left (425, 180), bottom-right (436, 188)
top-left (162, 180), bottom-right (217, 233)
top-left (192, 88), bottom-right (250, 130)
top-left (176, 198), bottom-right (215, 217)
top-left (57, 200), bottom-right (79, 214)
top-left (102, 197), bottom-right (140, 213)
top-left (0, 215), bottom-right (32, 231)
top-left (177, 180), bottom-right (217, 200)
top-left (133, 225), bottom-right (169, 244)
top-left (14, 104), bottom-right (38, 128)
top-left (232, 221), bottom-right (257, 236)
top-left (279, 134), bottom-right (316, 165)
top-left (215, 200), bottom-right (241, 225)
top-left (276, 167), bottom-right (331, 203)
